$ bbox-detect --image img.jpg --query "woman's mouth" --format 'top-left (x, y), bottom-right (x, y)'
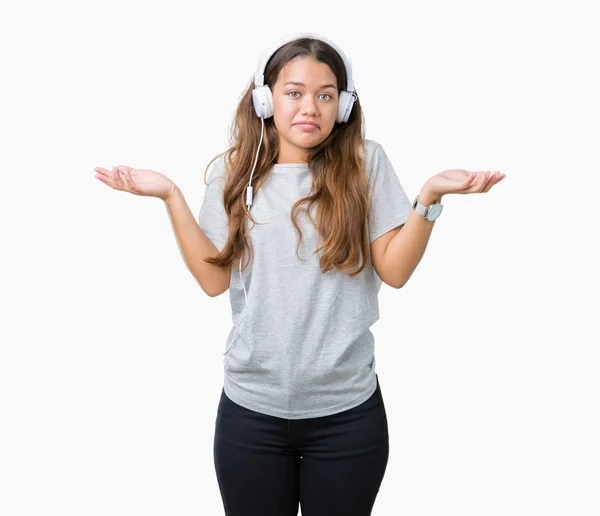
top-left (294, 123), bottom-right (319, 131)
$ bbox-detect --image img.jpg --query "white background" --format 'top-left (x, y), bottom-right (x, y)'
top-left (1, 0), bottom-right (598, 514)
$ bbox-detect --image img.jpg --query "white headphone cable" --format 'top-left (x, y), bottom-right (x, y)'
top-left (223, 116), bottom-right (264, 358)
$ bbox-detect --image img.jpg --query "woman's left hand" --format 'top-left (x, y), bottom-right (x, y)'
top-left (423, 170), bottom-right (506, 201)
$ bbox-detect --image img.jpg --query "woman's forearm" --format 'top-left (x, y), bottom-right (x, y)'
top-left (382, 188), bottom-right (441, 289)
top-left (163, 186), bottom-right (229, 297)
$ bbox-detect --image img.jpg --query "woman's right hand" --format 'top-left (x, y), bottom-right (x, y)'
top-left (94, 165), bottom-right (177, 201)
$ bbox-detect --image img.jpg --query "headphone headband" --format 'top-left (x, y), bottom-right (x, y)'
top-left (253, 32), bottom-right (355, 94)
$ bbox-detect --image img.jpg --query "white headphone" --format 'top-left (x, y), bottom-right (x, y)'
top-left (223, 33), bottom-right (357, 358)
top-left (251, 32), bottom-right (357, 124)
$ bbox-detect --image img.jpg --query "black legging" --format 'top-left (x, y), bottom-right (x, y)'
top-left (213, 374), bottom-right (389, 515)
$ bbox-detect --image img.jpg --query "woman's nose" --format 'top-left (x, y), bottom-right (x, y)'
top-left (301, 96), bottom-right (318, 115)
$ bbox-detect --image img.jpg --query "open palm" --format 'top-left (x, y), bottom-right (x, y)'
top-left (427, 169), bottom-right (506, 197)
top-left (94, 165), bottom-right (176, 201)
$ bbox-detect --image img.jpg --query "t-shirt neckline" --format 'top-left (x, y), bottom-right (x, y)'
top-left (272, 163), bottom-right (309, 168)
top-left (270, 163), bottom-right (310, 173)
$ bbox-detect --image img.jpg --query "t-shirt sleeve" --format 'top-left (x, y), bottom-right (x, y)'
top-left (198, 157), bottom-right (229, 252)
top-left (367, 143), bottom-right (413, 244)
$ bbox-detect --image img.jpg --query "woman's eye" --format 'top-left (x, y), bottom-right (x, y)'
top-left (287, 91), bottom-right (332, 100)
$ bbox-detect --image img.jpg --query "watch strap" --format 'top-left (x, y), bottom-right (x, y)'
top-left (413, 195), bottom-right (443, 221)
top-left (412, 196), bottom-right (429, 217)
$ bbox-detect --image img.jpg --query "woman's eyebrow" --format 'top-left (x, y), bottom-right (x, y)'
top-left (283, 81), bottom-right (337, 90)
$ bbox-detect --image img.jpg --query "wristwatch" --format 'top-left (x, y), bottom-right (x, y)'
top-left (412, 195), bottom-right (444, 221)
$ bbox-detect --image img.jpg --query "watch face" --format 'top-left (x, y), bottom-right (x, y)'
top-left (427, 204), bottom-right (443, 221)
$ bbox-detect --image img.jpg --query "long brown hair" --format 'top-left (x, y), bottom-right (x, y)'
top-left (203, 37), bottom-right (372, 278)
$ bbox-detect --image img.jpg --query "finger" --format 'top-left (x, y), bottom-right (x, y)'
top-left (472, 171), bottom-right (492, 192)
top-left (462, 172), bottom-right (473, 182)
top-left (463, 171), bottom-right (488, 193)
top-left (113, 166), bottom-right (126, 190)
top-left (116, 165), bottom-right (129, 176)
top-left (482, 171), bottom-right (497, 192)
top-left (115, 165), bottom-right (129, 177)
top-left (122, 169), bottom-right (137, 191)
top-left (460, 172), bottom-right (477, 190)
top-left (95, 170), bottom-right (118, 190)
top-left (94, 169), bottom-right (107, 181)
top-left (116, 166), bottom-right (135, 188)
top-left (479, 171), bottom-right (493, 191)
top-left (95, 174), bottom-right (107, 185)
top-left (118, 168), bottom-right (130, 188)
top-left (94, 167), bottom-right (121, 189)
top-left (482, 171), bottom-right (506, 192)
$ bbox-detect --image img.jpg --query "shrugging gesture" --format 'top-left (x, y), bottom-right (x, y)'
top-left (94, 165), bottom-right (177, 202)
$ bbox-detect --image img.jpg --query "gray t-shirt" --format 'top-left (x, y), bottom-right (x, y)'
top-left (199, 138), bottom-right (412, 419)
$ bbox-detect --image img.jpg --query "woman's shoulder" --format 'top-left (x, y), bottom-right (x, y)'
top-left (206, 152), bottom-right (229, 183)
top-left (362, 138), bottom-right (385, 175)
top-left (362, 138), bottom-right (382, 154)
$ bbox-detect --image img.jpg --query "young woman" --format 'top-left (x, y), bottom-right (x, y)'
top-left (94, 32), bottom-right (505, 516)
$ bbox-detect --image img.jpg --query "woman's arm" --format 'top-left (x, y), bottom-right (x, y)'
top-left (380, 188), bottom-right (441, 289)
top-left (164, 186), bottom-right (230, 297)
top-left (381, 170), bottom-right (505, 288)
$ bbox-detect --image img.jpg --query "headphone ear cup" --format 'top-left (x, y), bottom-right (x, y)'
top-left (336, 90), bottom-right (355, 124)
top-left (252, 85), bottom-right (274, 119)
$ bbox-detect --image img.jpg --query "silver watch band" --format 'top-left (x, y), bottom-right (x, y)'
top-left (413, 195), bottom-right (436, 218)
top-left (412, 195), bottom-right (443, 221)
top-left (412, 196), bottom-right (429, 218)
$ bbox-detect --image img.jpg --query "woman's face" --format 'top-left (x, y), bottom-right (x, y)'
top-left (271, 56), bottom-right (339, 164)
